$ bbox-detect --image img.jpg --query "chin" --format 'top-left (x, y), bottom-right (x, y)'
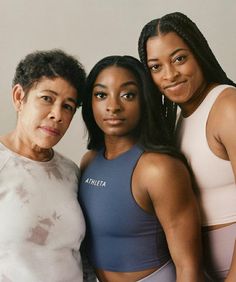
top-left (36, 141), bottom-right (56, 150)
top-left (42, 137), bottom-right (62, 148)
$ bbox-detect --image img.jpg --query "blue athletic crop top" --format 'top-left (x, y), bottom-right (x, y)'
top-left (79, 145), bottom-right (170, 272)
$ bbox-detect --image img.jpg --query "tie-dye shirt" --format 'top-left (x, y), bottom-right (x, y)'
top-left (0, 142), bottom-right (85, 282)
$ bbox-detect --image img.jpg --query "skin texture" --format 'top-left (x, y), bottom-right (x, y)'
top-left (146, 32), bottom-right (208, 117)
top-left (92, 66), bottom-right (141, 148)
top-left (0, 77), bottom-right (78, 161)
top-left (81, 66), bottom-right (204, 282)
top-left (146, 31), bottom-right (236, 281)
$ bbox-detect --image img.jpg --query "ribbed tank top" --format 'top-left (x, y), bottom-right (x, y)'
top-left (79, 145), bottom-right (170, 271)
top-left (177, 85), bottom-right (236, 226)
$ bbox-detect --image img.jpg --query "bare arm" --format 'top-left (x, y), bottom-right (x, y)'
top-left (139, 153), bottom-right (204, 282)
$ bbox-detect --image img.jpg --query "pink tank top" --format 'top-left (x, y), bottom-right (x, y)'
top-left (177, 85), bottom-right (236, 226)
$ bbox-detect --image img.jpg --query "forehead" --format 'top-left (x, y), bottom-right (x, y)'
top-left (30, 76), bottom-right (72, 90)
top-left (146, 32), bottom-right (190, 57)
top-left (28, 77), bottom-right (77, 99)
top-left (94, 66), bottom-right (138, 85)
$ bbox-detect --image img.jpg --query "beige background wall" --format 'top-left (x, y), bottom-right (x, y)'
top-left (0, 0), bottom-right (235, 165)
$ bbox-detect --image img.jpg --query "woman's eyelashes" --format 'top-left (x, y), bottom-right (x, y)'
top-left (63, 103), bottom-right (76, 112)
top-left (41, 95), bottom-right (53, 103)
top-left (173, 54), bottom-right (187, 64)
top-left (149, 54), bottom-right (188, 72)
top-left (121, 92), bottom-right (137, 100)
top-left (93, 91), bottom-right (107, 100)
top-left (40, 95), bottom-right (76, 113)
top-left (93, 91), bottom-right (138, 101)
top-left (149, 64), bottom-right (161, 72)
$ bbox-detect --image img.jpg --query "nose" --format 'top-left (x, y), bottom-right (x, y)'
top-left (163, 65), bottom-right (179, 81)
top-left (48, 105), bottom-right (63, 123)
top-left (106, 96), bottom-right (122, 113)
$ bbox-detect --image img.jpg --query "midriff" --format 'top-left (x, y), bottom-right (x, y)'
top-left (96, 265), bottom-right (161, 282)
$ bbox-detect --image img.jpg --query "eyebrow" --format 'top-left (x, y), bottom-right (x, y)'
top-left (41, 89), bottom-right (77, 105)
top-left (93, 81), bottom-right (138, 89)
top-left (147, 48), bottom-right (189, 63)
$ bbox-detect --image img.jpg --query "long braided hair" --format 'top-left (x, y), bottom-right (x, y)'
top-left (138, 12), bottom-right (235, 139)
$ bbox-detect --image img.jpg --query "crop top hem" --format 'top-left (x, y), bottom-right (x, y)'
top-left (93, 257), bottom-right (171, 272)
top-left (202, 215), bottom-right (236, 227)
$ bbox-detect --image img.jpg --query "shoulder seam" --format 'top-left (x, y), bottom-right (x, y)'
top-left (0, 154), bottom-right (10, 172)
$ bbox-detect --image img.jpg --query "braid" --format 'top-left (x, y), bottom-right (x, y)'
top-left (160, 13), bottom-right (235, 85)
top-left (138, 19), bottom-right (159, 73)
top-left (138, 12), bottom-right (236, 140)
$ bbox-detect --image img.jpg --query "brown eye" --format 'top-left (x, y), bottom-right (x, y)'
top-left (41, 96), bottom-right (52, 102)
top-left (94, 92), bottom-right (107, 99)
top-left (174, 55), bottom-right (186, 63)
top-left (64, 104), bottom-right (75, 112)
top-left (121, 92), bottom-right (136, 100)
top-left (149, 64), bottom-right (161, 72)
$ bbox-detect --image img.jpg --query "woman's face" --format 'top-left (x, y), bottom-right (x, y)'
top-left (92, 66), bottom-right (141, 139)
top-left (146, 32), bottom-right (206, 109)
top-left (14, 77), bottom-right (78, 150)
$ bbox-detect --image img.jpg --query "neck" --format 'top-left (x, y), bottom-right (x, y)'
top-left (181, 82), bottom-right (217, 117)
top-left (0, 132), bottom-right (54, 162)
top-left (104, 136), bottom-right (137, 160)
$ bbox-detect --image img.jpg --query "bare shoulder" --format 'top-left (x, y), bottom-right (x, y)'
top-left (137, 152), bottom-right (192, 195)
top-left (140, 152), bottom-right (190, 179)
top-left (220, 86), bottom-right (236, 97)
top-left (209, 86), bottom-right (236, 131)
top-left (80, 150), bottom-right (97, 172)
top-left (135, 152), bottom-right (194, 214)
top-left (214, 86), bottom-right (236, 112)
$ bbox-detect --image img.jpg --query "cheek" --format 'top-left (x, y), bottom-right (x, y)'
top-left (185, 60), bottom-right (202, 78)
top-left (92, 106), bottom-right (103, 127)
top-left (195, 69), bottom-right (205, 85)
top-left (20, 108), bottom-right (38, 124)
top-left (130, 105), bottom-right (141, 124)
top-left (92, 100), bottom-right (105, 117)
top-left (151, 73), bottom-right (162, 89)
top-left (93, 112), bottom-right (100, 126)
top-left (63, 115), bottom-right (74, 129)
top-left (188, 66), bottom-right (204, 90)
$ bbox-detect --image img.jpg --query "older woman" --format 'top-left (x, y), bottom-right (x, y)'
top-left (0, 49), bottom-right (94, 282)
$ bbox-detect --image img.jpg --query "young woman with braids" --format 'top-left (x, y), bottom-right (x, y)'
top-left (79, 55), bottom-right (204, 281)
top-left (138, 11), bottom-right (236, 282)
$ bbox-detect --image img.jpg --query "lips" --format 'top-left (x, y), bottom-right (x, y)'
top-left (103, 118), bottom-right (125, 125)
top-left (164, 81), bottom-right (186, 90)
top-left (40, 126), bottom-right (61, 136)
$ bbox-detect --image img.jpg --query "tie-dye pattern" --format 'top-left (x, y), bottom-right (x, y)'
top-left (0, 143), bottom-right (85, 282)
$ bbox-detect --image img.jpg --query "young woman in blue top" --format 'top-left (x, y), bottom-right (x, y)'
top-left (79, 55), bottom-right (204, 282)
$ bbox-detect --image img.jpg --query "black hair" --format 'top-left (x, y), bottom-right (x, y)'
top-left (138, 11), bottom-right (236, 137)
top-left (82, 55), bottom-right (189, 165)
top-left (13, 49), bottom-right (86, 106)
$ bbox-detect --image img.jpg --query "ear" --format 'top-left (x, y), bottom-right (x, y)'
top-left (12, 84), bottom-right (26, 112)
